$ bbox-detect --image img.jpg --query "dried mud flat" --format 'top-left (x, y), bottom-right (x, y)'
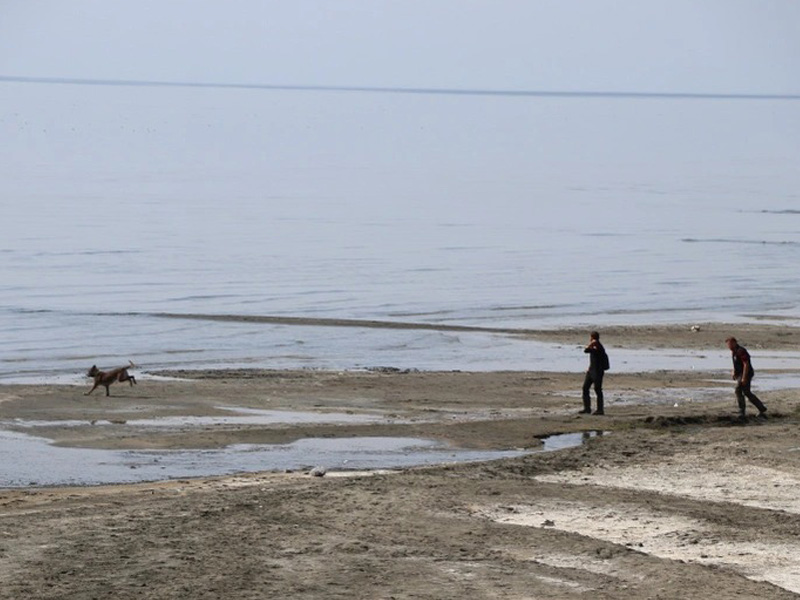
top-left (1, 325), bottom-right (800, 599)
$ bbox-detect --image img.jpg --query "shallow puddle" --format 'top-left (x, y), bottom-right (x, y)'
top-left (0, 427), bottom-right (602, 488)
top-left (4, 407), bottom-right (385, 430)
top-left (709, 372), bottom-right (800, 391)
top-left (540, 430), bottom-right (604, 451)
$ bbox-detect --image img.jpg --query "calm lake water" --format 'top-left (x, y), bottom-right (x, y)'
top-left (2, 83), bottom-right (799, 380)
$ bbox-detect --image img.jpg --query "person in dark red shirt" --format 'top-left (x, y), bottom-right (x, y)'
top-left (725, 337), bottom-right (767, 420)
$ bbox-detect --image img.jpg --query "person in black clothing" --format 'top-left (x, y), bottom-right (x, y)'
top-left (726, 337), bottom-right (767, 420)
top-left (581, 331), bottom-right (607, 415)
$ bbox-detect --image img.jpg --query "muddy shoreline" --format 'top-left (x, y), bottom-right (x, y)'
top-left (138, 311), bottom-right (800, 350)
top-left (1, 323), bottom-right (799, 598)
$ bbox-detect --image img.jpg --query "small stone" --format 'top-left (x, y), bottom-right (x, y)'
top-left (309, 466), bottom-right (327, 477)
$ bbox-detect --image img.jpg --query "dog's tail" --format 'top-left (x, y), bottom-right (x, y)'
top-left (128, 360), bottom-right (136, 369)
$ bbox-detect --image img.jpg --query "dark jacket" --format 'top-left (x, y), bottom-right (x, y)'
top-left (585, 342), bottom-right (607, 373)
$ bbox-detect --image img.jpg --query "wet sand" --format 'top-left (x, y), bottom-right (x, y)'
top-left (147, 311), bottom-right (800, 350)
top-left (1, 323), bottom-right (799, 598)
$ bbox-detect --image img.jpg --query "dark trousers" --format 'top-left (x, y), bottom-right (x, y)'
top-left (735, 377), bottom-right (766, 415)
top-left (582, 369), bottom-right (604, 412)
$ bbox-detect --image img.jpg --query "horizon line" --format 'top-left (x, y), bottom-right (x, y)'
top-left (2, 74), bottom-right (800, 101)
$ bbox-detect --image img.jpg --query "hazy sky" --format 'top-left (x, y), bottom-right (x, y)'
top-left (2, 1), bottom-right (799, 92)
top-left (1, 1), bottom-right (799, 221)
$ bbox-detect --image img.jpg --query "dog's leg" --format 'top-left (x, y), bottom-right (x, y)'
top-left (105, 385), bottom-right (111, 397)
top-left (118, 370), bottom-right (136, 387)
top-left (85, 383), bottom-right (99, 396)
top-left (126, 361), bottom-right (137, 386)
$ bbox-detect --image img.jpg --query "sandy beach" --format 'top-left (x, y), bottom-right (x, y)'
top-left (5, 3), bottom-right (798, 598)
top-left (1, 323), bottom-right (799, 598)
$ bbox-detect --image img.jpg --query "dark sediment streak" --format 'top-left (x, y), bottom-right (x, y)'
top-left (682, 238), bottom-right (800, 247)
top-left (2, 75), bottom-right (799, 101)
top-left (138, 313), bottom-right (800, 351)
top-left (148, 312), bottom-right (522, 335)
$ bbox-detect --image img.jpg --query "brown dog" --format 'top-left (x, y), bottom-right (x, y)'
top-left (86, 361), bottom-right (137, 396)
